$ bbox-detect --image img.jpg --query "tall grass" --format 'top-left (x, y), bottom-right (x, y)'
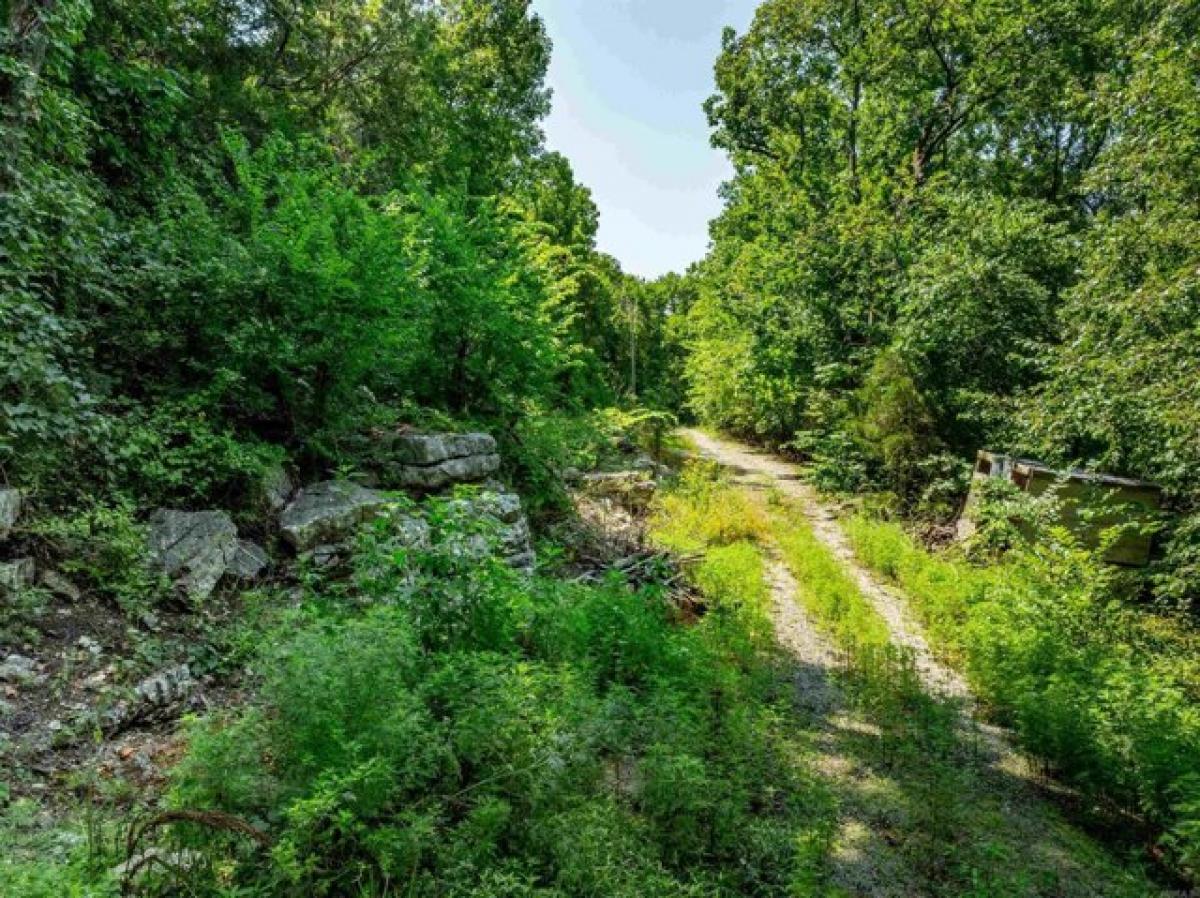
top-left (846, 515), bottom-right (1200, 876)
top-left (157, 468), bottom-right (836, 896)
top-left (650, 461), bottom-right (769, 555)
top-left (768, 505), bottom-right (890, 650)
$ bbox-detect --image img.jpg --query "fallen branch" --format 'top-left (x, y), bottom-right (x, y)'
top-left (120, 809), bottom-right (271, 896)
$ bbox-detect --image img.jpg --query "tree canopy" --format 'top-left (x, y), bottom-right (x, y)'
top-left (681, 0), bottom-right (1200, 604)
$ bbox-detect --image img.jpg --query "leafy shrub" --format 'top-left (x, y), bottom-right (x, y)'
top-left (503, 411), bottom-right (614, 519)
top-left (596, 406), bottom-right (679, 457)
top-left (84, 402), bottom-right (286, 512)
top-left (30, 502), bottom-right (163, 611)
top-left (165, 505), bottom-right (834, 895)
top-left (853, 349), bottom-right (942, 506)
top-left (846, 515), bottom-right (1200, 875)
top-left (789, 429), bottom-right (872, 495)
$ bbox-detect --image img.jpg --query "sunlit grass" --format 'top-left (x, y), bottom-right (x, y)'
top-left (650, 461), bottom-right (769, 555)
top-left (767, 504), bottom-right (890, 651)
top-left (843, 515), bottom-right (992, 666)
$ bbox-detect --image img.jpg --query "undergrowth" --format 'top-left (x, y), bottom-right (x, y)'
top-left (135, 471), bottom-right (837, 896)
top-left (766, 503), bottom-right (890, 651)
top-left (846, 515), bottom-right (1200, 879)
top-left (0, 798), bottom-right (119, 897)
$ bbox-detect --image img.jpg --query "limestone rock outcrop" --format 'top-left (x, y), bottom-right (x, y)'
top-left (280, 481), bottom-right (394, 551)
top-left (383, 432), bottom-right (501, 490)
top-left (146, 510), bottom-right (238, 602)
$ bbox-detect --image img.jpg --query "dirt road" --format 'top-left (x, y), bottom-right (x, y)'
top-left (680, 428), bottom-right (1163, 898)
top-left (683, 428), bottom-right (970, 699)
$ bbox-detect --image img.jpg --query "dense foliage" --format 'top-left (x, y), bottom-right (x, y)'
top-left (847, 513), bottom-right (1200, 875)
top-left (0, 0), bottom-right (671, 511)
top-left (682, 0), bottom-right (1200, 602)
top-left (6, 0), bottom-right (1200, 891)
top-left (2, 473), bottom-right (835, 896)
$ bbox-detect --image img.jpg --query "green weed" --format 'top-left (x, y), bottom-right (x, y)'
top-left (158, 499), bottom-right (836, 896)
top-left (846, 514), bottom-right (1200, 876)
top-left (651, 462), bottom-right (769, 555)
top-left (768, 506), bottom-right (889, 651)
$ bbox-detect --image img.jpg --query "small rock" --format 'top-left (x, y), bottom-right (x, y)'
top-left (280, 481), bottom-right (394, 551)
top-left (0, 557), bottom-right (35, 593)
top-left (38, 569), bottom-right (81, 601)
top-left (103, 664), bottom-right (196, 735)
top-left (84, 666), bottom-right (115, 690)
top-left (631, 455), bottom-right (672, 479)
top-left (227, 540), bottom-right (269, 579)
top-left (76, 635), bottom-right (102, 657)
top-left (139, 611), bottom-right (161, 631)
top-left (147, 509), bottom-right (238, 602)
top-left (0, 488), bottom-right (21, 539)
top-left (305, 544), bottom-right (342, 569)
top-left (0, 653), bottom-right (39, 685)
top-left (134, 664), bottom-right (193, 707)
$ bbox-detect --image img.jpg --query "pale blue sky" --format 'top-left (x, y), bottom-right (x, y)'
top-left (530, 0), bottom-right (758, 279)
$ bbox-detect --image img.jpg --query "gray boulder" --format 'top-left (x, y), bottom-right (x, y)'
top-left (227, 540), bottom-right (269, 580)
top-left (396, 454), bottom-right (502, 490)
top-left (0, 653), bottom-right (40, 685)
top-left (280, 481), bottom-right (394, 551)
top-left (302, 544), bottom-right (343, 569)
top-left (147, 510), bottom-right (238, 602)
top-left (631, 455), bottom-right (672, 479)
top-left (103, 664), bottom-right (196, 734)
top-left (39, 569), bottom-right (81, 601)
top-left (133, 663), bottom-right (195, 707)
top-left (439, 490), bottom-right (535, 573)
top-left (0, 488), bottom-right (20, 539)
top-left (384, 432), bottom-right (502, 491)
top-left (0, 557), bottom-right (35, 594)
top-left (392, 432), bottom-right (497, 465)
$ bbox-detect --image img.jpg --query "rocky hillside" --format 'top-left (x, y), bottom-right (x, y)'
top-left (2, 432), bottom-right (535, 809)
